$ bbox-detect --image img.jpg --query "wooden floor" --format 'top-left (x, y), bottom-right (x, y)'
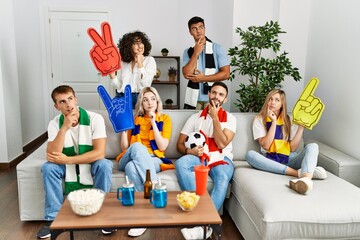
top-left (0, 167), bottom-right (244, 240)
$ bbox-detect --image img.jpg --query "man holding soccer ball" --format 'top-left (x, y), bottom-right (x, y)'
top-left (175, 82), bottom-right (237, 240)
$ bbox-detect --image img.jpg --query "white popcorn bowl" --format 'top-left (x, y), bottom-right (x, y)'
top-left (67, 188), bottom-right (105, 216)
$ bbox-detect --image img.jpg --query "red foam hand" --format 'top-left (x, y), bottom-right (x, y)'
top-left (87, 22), bottom-right (121, 76)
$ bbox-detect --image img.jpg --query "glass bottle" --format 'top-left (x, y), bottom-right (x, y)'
top-left (144, 169), bottom-right (152, 199)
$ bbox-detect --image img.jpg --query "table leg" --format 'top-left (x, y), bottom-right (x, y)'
top-left (50, 229), bottom-right (63, 240)
top-left (203, 225), bottom-right (207, 239)
top-left (211, 224), bottom-right (222, 240)
top-left (50, 229), bottom-right (74, 240)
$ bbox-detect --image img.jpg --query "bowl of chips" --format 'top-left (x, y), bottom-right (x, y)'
top-left (176, 191), bottom-right (200, 212)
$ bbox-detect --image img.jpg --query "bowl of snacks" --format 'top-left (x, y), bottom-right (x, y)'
top-left (176, 191), bottom-right (200, 212)
top-left (67, 188), bottom-right (105, 216)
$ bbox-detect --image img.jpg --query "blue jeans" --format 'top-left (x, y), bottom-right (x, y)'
top-left (41, 159), bottom-right (113, 221)
top-left (246, 143), bottom-right (319, 175)
top-left (175, 155), bottom-right (234, 211)
top-left (118, 142), bottom-right (162, 191)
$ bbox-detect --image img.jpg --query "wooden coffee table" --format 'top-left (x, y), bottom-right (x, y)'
top-left (50, 191), bottom-right (222, 239)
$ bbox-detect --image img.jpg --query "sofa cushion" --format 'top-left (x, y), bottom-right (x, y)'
top-left (230, 113), bottom-right (259, 161)
top-left (306, 139), bottom-right (360, 187)
top-left (230, 161), bottom-right (360, 239)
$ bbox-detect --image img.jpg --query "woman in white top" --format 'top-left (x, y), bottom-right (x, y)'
top-left (245, 89), bottom-right (327, 195)
top-left (109, 31), bottom-right (156, 108)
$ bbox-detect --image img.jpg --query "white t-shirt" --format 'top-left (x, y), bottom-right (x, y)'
top-left (47, 110), bottom-right (106, 154)
top-left (181, 110), bottom-right (237, 160)
top-left (111, 56), bottom-right (156, 93)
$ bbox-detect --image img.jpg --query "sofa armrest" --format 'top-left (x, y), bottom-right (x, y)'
top-left (305, 139), bottom-right (360, 187)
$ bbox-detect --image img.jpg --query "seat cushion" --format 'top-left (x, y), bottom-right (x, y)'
top-left (230, 161), bottom-right (360, 239)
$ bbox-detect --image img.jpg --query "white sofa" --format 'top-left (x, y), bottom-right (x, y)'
top-left (17, 110), bottom-right (360, 239)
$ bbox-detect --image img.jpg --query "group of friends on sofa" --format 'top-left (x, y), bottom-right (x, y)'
top-left (36, 16), bottom-right (326, 240)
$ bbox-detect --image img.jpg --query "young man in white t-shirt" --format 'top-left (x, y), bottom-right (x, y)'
top-left (175, 82), bottom-right (236, 240)
top-left (37, 85), bottom-right (113, 238)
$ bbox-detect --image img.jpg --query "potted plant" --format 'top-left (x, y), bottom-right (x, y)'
top-left (161, 48), bottom-right (169, 56)
top-left (165, 98), bottom-right (173, 107)
top-left (228, 21), bottom-right (301, 112)
top-left (168, 67), bottom-right (177, 81)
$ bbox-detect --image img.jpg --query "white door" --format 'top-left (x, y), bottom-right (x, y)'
top-left (48, 10), bottom-right (113, 117)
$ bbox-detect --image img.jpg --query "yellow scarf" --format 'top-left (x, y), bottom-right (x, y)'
top-left (116, 113), bottom-right (174, 171)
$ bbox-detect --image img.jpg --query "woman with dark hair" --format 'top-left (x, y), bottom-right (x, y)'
top-left (245, 89), bottom-right (327, 195)
top-left (109, 31), bottom-right (156, 108)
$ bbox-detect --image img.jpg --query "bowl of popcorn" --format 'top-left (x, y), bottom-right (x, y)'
top-left (176, 191), bottom-right (200, 212)
top-left (67, 188), bottom-right (105, 216)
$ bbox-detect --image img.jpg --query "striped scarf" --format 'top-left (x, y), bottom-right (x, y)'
top-left (265, 115), bottom-right (291, 164)
top-left (184, 37), bottom-right (216, 109)
top-left (60, 107), bottom-right (93, 194)
top-left (116, 113), bottom-right (174, 171)
top-left (198, 106), bottom-right (229, 169)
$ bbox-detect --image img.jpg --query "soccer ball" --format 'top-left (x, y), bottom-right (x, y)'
top-left (184, 132), bottom-right (206, 149)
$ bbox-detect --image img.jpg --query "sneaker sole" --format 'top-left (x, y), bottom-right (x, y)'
top-left (128, 228), bottom-right (146, 237)
top-left (37, 234), bottom-right (51, 239)
top-left (181, 227), bottom-right (212, 240)
top-left (289, 180), bottom-right (308, 194)
top-left (101, 229), bottom-right (117, 235)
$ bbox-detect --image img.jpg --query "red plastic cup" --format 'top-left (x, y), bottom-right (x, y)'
top-left (194, 165), bottom-right (210, 195)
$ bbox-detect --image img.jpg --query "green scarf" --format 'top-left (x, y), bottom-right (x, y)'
top-left (60, 107), bottom-right (93, 194)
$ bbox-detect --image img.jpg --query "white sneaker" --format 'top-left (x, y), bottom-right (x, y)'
top-left (128, 228), bottom-right (146, 237)
top-left (289, 177), bottom-right (313, 195)
top-left (313, 166), bottom-right (327, 180)
top-left (101, 228), bottom-right (117, 235)
top-left (181, 226), bottom-right (213, 240)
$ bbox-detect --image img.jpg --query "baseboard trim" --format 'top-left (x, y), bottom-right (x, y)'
top-left (23, 132), bottom-right (48, 156)
top-left (0, 132), bottom-right (47, 170)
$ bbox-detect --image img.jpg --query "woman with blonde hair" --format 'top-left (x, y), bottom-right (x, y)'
top-left (245, 89), bottom-right (327, 195)
top-left (115, 86), bottom-right (172, 237)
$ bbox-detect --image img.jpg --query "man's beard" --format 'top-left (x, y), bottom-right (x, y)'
top-left (210, 98), bottom-right (224, 108)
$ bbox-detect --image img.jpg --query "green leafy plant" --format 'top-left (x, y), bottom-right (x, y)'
top-left (161, 48), bottom-right (169, 53)
top-left (168, 67), bottom-right (177, 75)
top-left (228, 21), bottom-right (301, 112)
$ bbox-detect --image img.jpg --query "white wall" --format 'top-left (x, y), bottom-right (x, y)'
top-left (0, 0), bottom-right (24, 163)
top-left (305, 0), bottom-right (360, 160)
top-left (0, 46), bottom-right (8, 162)
top-left (278, 0), bottom-right (311, 109)
top-left (230, 0), bottom-right (310, 111)
top-left (13, 0), bottom-right (48, 146)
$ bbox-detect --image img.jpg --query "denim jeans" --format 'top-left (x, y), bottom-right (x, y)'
top-left (118, 142), bottom-right (163, 191)
top-left (41, 159), bottom-right (113, 221)
top-left (246, 143), bottom-right (319, 176)
top-left (175, 155), bottom-right (234, 211)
